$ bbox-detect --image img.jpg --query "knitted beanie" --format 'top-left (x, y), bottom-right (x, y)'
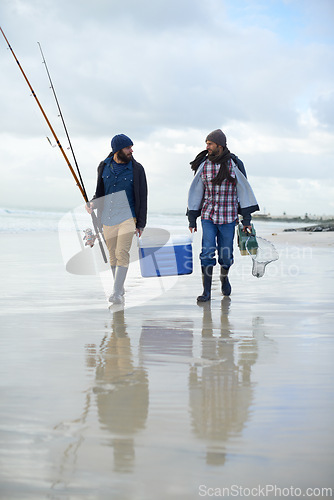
top-left (111, 134), bottom-right (133, 153)
top-left (206, 129), bottom-right (227, 147)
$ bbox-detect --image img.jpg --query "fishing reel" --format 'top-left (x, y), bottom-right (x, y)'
top-left (83, 228), bottom-right (97, 248)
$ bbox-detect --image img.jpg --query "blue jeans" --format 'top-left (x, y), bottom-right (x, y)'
top-left (200, 219), bottom-right (236, 268)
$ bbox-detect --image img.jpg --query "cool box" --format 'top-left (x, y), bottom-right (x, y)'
top-left (138, 233), bottom-right (193, 277)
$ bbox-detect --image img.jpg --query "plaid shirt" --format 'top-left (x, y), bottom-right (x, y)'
top-left (200, 159), bottom-right (238, 224)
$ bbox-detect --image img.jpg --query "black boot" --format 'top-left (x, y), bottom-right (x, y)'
top-left (197, 266), bottom-right (213, 302)
top-left (220, 266), bottom-right (231, 296)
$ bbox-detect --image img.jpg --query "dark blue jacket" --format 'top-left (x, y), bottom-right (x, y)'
top-left (92, 152), bottom-right (148, 230)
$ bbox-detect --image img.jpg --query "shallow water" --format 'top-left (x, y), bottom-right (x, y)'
top-left (0, 225), bottom-right (334, 499)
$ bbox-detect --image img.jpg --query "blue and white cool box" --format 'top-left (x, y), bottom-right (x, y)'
top-left (138, 233), bottom-right (193, 277)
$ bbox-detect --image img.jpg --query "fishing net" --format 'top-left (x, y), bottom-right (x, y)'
top-left (246, 235), bottom-right (279, 278)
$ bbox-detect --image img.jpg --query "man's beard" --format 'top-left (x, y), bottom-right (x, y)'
top-left (117, 150), bottom-right (132, 163)
top-left (208, 145), bottom-right (220, 157)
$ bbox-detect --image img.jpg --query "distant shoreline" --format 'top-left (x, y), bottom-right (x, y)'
top-left (1, 206), bottom-right (334, 222)
top-left (253, 214), bottom-right (334, 224)
top-left (253, 214), bottom-right (334, 232)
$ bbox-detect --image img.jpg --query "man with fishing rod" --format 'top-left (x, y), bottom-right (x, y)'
top-left (0, 29), bottom-right (147, 303)
top-left (86, 134), bottom-right (148, 305)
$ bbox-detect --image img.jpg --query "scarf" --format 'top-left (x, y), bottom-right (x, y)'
top-left (190, 147), bottom-right (234, 185)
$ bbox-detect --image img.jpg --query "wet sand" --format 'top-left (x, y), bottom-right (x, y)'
top-left (0, 226), bottom-right (334, 499)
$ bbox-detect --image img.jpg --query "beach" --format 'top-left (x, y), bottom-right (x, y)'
top-left (0, 209), bottom-right (334, 499)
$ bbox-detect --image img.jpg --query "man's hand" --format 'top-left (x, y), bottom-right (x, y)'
top-left (85, 202), bottom-right (94, 214)
top-left (136, 228), bottom-right (143, 237)
top-left (189, 227), bottom-right (197, 233)
top-left (243, 225), bottom-right (252, 234)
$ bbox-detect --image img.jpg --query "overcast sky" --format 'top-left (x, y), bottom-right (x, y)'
top-left (1, 0), bottom-right (333, 216)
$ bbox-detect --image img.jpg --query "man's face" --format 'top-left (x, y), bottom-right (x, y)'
top-left (117, 146), bottom-right (133, 163)
top-left (206, 140), bottom-right (222, 156)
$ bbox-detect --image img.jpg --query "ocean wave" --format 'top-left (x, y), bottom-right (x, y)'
top-left (0, 206), bottom-right (303, 235)
top-left (0, 207), bottom-right (68, 233)
top-left (0, 207), bottom-right (187, 234)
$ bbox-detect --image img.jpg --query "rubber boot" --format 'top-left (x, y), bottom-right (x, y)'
top-left (109, 265), bottom-right (125, 302)
top-left (197, 266), bottom-right (213, 302)
top-left (220, 266), bottom-right (231, 296)
top-left (109, 266), bottom-right (128, 304)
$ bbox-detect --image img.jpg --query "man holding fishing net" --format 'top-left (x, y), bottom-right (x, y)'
top-left (187, 129), bottom-right (259, 302)
top-left (86, 134), bottom-right (148, 304)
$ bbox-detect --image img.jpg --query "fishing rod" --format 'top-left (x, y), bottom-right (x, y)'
top-left (37, 41), bottom-right (87, 200)
top-left (37, 41), bottom-right (107, 259)
top-left (0, 27), bottom-right (107, 263)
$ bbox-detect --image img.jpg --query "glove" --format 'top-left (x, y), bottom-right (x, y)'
top-left (187, 209), bottom-right (201, 230)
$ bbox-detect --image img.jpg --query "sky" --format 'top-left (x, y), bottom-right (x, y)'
top-left (0, 0), bottom-right (334, 216)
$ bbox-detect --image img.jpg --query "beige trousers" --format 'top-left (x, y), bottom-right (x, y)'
top-left (103, 217), bottom-right (136, 268)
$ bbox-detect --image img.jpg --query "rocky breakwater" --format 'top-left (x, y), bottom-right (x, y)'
top-left (284, 222), bottom-right (334, 232)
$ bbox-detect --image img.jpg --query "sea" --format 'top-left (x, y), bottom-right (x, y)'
top-left (0, 206), bottom-right (308, 234)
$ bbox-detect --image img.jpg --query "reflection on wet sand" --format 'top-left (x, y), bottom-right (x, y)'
top-left (53, 309), bottom-right (149, 486)
top-left (52, 303), bottom-right (272, 491)
top-left (90, 310), bottom-right (149, 473)
top-left (189, 299), bottom-right (261, 466)
top-left (139, 319), bottom-right (194, 359)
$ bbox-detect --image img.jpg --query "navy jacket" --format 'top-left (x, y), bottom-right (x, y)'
top-left (92, 153), bottom-right (148, 230)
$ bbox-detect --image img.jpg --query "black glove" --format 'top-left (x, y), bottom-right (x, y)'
top-left (186, 209), bottom-right (201, 230)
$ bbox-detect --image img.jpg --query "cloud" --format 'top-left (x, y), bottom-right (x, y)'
top-left (311, 91), bottom-right (334, 129)
top-left (252, 177), bottom-right (334, 217)
top-left (1, 0), bottom-right (334, 215)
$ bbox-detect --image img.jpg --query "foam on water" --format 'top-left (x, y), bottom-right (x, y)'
top-left (0, 207), bottom-right (189, 234)
top-left (0, 207), bottom-right (66, 233)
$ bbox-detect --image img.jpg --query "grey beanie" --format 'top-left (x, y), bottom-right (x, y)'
top-left (206, 129), bottom-right (227, 147)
